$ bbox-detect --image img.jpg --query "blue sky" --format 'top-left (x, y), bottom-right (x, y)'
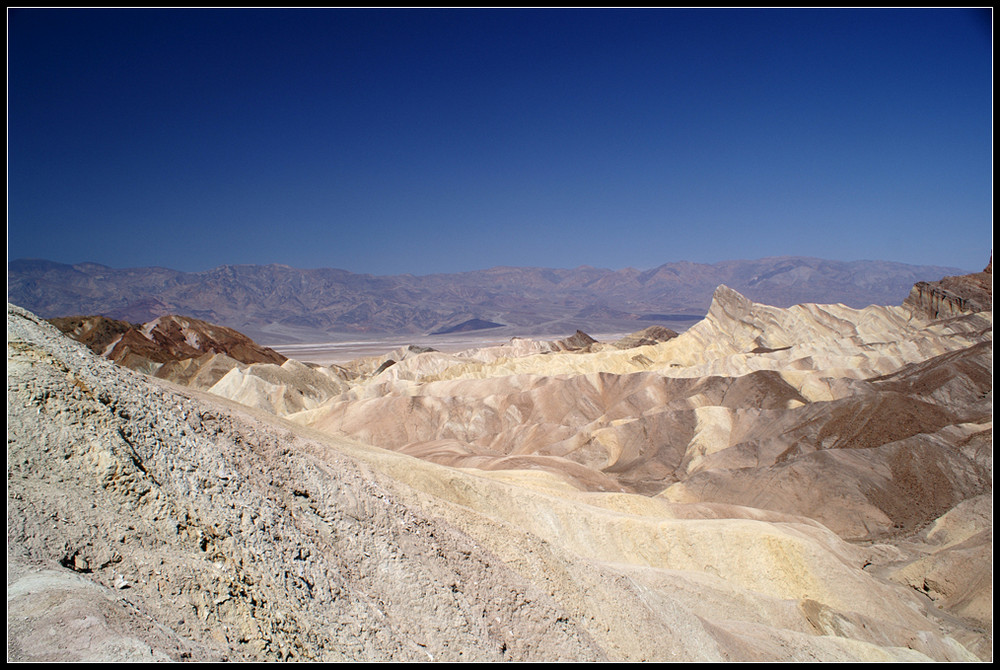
top-left (8, 8), bottom-right (993, 275)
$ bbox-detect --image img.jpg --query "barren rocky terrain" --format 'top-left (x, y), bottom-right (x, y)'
top-left (7, 260), bottom-right (992, 662)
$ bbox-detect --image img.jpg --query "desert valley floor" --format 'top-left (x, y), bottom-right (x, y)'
top-left (7, 263), bottom-right (993, 662)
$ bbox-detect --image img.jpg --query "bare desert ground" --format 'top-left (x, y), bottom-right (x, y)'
top-left (8, 261), bottom-right (992, 662)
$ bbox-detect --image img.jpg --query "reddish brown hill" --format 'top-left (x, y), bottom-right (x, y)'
top-left (49, 314), bottom-right (287, 369)
top-left (47, 315), bottom-right (138, 356)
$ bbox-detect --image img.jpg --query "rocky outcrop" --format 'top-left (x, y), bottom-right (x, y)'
top-left (46, 315), bottom-right (138, 357)
top-left (552, 329), bottom-right (598, 351)
top-left (904, 256), bottom-right (992, 319)
top-left (50, 313), bottom-right (287, 372)
top-left (612, 325), bottom-right (679, 349)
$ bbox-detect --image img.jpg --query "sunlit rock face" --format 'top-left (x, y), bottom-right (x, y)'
top-left (904, 256), bottom-right (992, 320)
top-left (8, 259), bottom-right (992, 662)
top-left (49, 313), bottom-right (288, 371)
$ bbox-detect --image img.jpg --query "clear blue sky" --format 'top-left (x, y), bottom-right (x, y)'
top-left (8, 8), bottom-right (993, 275)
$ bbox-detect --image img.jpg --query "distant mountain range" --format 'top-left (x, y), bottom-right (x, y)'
top-left (7, 257), bottom-right (970, 344)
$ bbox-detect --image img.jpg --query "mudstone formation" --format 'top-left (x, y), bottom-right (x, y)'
top-left (7, 260), bottom-right (993, 661)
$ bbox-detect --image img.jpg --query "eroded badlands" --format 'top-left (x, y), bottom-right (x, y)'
top-left (8, 264), bottom-right (992, 661)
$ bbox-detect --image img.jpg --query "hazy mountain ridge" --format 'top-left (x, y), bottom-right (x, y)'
top-left (8, 256), bottom-right (966, 343)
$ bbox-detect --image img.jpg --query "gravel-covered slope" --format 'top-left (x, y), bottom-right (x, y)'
top-left (7, 304), bottom-right (603, 662)
top-left (7, 303), bottom-right (987, 662)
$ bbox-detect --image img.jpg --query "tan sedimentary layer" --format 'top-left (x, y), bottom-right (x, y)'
top-left (411, 286), bottom-right (989, 392)
top-left (293, 420), bottom-right (981, 662)
top-left (281, 286), bottom-right (991, 542)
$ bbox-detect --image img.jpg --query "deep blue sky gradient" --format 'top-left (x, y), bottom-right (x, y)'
top-left (8, 8), bottom-right (993, 275)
